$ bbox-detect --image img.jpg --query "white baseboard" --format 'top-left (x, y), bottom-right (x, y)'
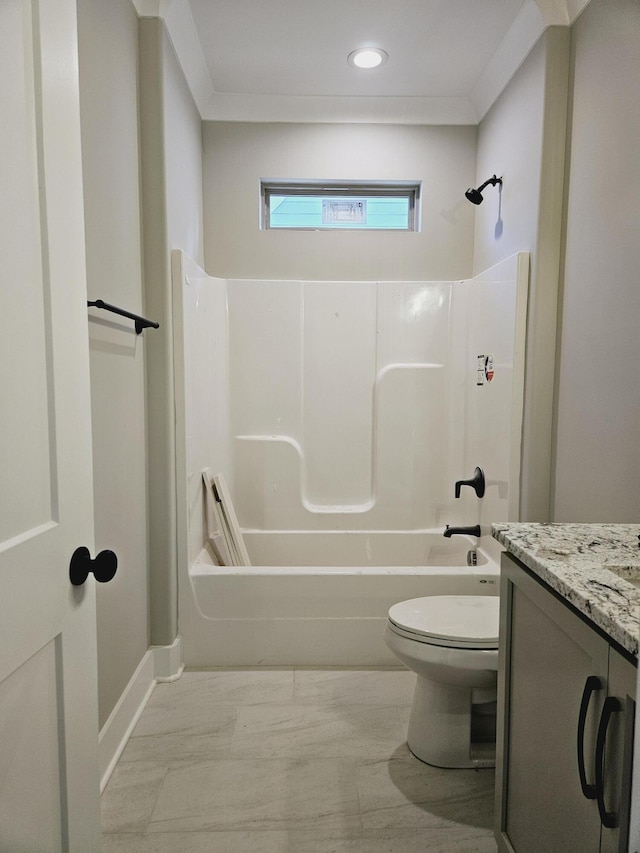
top-left (99, 636), bottom-right (183, 792)
top-left (153, 635), bottom-right (184, 682)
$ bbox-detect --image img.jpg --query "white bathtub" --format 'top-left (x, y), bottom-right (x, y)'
top-left (180, 530), bottom-right (501, 667)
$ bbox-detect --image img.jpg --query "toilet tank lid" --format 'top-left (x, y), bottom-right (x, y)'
top-left (388, 595), bottom-right (499, 644)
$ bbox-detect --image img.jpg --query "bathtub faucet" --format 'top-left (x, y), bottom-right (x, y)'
top-left (443, 524), bottom-right (481, 538)
top-left (454, 467), bottom-right (485, 498)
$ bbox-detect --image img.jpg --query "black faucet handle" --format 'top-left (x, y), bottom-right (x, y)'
top-left (454, 467), bottom-right (486, 498)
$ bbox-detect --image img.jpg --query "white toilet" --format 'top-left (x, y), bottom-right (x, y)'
top-left (385, 594), bottom-right (499, 769)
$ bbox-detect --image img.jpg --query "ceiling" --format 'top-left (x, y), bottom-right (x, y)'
top-left (134, 0), bottom-right (589, 123)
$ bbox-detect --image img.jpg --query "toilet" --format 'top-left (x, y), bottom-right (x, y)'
top-left (385, 595), bottom-right (499, 769)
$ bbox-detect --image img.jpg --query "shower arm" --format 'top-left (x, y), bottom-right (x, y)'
top-left (476, 175), bottom-right (502, 193)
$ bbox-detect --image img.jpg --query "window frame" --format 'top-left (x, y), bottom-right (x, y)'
top-left (260, 180), bottom-right (421, 232)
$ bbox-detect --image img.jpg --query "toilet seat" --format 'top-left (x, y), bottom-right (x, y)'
top-left (388, 595), bottom-right (499, 649)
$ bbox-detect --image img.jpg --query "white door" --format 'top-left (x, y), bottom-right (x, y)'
top-left (0, 0), bottom-right (102, 850)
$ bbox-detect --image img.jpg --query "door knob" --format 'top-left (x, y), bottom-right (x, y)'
top-left (69, 546), bottom-right (118, 586)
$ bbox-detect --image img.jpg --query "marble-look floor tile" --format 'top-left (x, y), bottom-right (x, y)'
top-left (287, 827), bottom-right (498, 852)
top-left (294, 668), bottom-right (415, 706)
top-left (356, 755), bottom-right (495, 830)
top-left (118, 705), bottom-right (237, 762)
top-left (148, 669), bottom-right (295, 708)
top-left (130, 697), bottom-right (237, 738)
top-left (101, 762), bottom-right (168, 833)
top-left (231, 703), bottom-right (409, 758)
top-left (119, 730), bottom-right (234, 764)
top-left (102, 669), bottom-right (497, 850)
top-left (147, 758), bottom-right (361, 832)
top-left (102, 831), bottom-right (290, 852)
top-left (102, 828), bottom-right (497, 853)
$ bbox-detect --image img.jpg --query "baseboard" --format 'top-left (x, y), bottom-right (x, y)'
top-left (98, 637), bottom-right (183, 792)
top-left (153, 635), bottom-right (184, 682)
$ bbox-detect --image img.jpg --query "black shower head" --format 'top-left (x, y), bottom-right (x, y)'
top-left (465, 187), bottom-right (484, 205)
top-left (465, 175), bottom-right (502, 205)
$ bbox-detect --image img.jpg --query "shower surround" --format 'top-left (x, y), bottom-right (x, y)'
top-left (172, 251), bottom-right (528, 665)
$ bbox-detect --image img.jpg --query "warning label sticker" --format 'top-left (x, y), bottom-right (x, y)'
top-left (477, 354), bottom-right (495, 385)
top-left (485, 354), bottom-right (495, 382)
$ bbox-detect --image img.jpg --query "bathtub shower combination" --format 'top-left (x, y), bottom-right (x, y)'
top-left (172, 250), bottom-right (528, 666)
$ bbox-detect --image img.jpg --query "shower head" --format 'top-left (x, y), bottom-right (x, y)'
top-left (465, 174), bottom-right (502, 205)
top-left (465, 187), bottom-right (484, 205)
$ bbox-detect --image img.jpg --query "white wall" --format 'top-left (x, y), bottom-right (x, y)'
top-left (552, 0), bottom-right (640, 522)
top-left (77, 0), bottom-right (149, 728)
top-left (473, 28), bottom-right (570, 522)
top-left (202, 122), bottom-right (477, 282)
top-left (140, 18), bottom-right (204, 646)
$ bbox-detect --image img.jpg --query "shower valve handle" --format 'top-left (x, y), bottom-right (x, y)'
top-left (454, 467), bottom-right (486, 499)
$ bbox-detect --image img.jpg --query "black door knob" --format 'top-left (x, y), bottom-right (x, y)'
top-left (69, 546), bottom-right (118, 586)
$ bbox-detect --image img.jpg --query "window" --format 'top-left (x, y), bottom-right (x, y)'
top-left (261, 181), bottom-right (420, 231)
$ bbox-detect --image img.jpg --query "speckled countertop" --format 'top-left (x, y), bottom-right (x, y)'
top-left (492, 523), bottom-right (640, 658)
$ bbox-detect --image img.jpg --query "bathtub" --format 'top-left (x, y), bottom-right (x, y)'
top-left (180, 530), bottom-right (501, 667)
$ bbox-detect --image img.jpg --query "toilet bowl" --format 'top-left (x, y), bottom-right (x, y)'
top-left (385, 594), bottom-right (499, 769)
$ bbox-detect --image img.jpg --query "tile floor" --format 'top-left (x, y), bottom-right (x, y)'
top-left (101, 668), bottom-right (497, 852)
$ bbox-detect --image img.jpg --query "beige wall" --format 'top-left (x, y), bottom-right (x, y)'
top-left (140, 18), bottom-right (204, 646)
top-left (474, 28), bottom-right (570, 522)
top-left (77, 0), bottom-right (149, 728)
top-left (164, 35), bottom-right (205, 268)
top-left (76, 4), bottom-right (205, 724)
top-left (552, 0), bottom-right (640, 521)
top-left (202, 122), bottom-right (477, 281)
top-left (474, 5), bottom-right (640, 523)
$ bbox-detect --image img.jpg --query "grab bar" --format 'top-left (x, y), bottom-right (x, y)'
top-left (87, 299), bottom-right (159, 334)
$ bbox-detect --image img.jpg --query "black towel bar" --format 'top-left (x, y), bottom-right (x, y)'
top-left (87, 299), bottom-right (159, 334)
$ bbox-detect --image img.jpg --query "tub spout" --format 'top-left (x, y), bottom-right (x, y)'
top-left (444, 524), bottom-right (481, 538)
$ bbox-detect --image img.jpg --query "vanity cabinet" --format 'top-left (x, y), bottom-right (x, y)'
top-left (496, 553), bottom-right (636, 853)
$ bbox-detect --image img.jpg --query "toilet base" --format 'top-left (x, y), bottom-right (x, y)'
top-left (407, 674), bottom-right (496, 769)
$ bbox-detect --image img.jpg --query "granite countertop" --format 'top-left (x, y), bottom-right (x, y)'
top-left (492, 523), bottom-right (640, 658)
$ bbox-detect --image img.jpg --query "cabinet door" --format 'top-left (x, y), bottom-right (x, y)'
top-left (600, 649), bottom-right (636, 853)
top-left (497, 554), bottom-right (608, 853)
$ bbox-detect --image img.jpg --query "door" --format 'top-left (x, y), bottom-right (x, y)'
top-left (0, 0), bottom-right (102, 851)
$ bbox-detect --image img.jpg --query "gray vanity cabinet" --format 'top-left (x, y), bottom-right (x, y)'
top-left (496, 553), bottom-right (636, 853)
top-left (600, 648), bottom-right (637, 853)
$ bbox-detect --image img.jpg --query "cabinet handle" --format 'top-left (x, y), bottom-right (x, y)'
top-left (595, 695), bottom-right (622, 829)
top-left (577, 675), bottom-right (603, 799)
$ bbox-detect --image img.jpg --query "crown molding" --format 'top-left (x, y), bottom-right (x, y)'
top-left (133, 0), bottom-right (593, 125)
top-left (198, 93), bottom-right (478, 125)
top-left (129, 0), bottom-right (161, 16)
top-left (533, 0), bottom-right (592, 25)
top-left (469, 1), bottom-right (546, 121)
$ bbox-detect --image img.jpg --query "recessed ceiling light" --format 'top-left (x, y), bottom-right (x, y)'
top-left (347, 48), bottom-right (388, 70)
